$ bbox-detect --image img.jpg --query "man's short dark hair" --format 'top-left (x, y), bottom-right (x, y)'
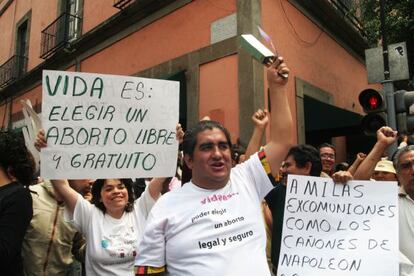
top-left (91, 178), bottom-right (135, 213)
top-left (286, 144), bottom-right (322, 177)
top-left (318, 143), bottom-right (336, 153)
top-left (182, 120), bottom-right (232, 157)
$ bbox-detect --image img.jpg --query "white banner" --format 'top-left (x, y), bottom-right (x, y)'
top-left (277, 175), bottom-right (399, 276)
top-left (41, 70), bottom-right (179, 179)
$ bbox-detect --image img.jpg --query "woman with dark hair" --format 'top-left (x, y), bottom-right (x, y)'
top-left (0, 131), bottom-right (35, 276)
top-left (91, 178), bottom-right (136, 213)
top-left (50, 177), bottom-right (164, 275)
top-left (35, 128), bottom-right (180, 275)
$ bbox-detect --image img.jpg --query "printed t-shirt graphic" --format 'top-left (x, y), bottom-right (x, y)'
top-left (66, 187), bottom-right (155, 275)
top-left (136, 153), bottom-right (274, 275)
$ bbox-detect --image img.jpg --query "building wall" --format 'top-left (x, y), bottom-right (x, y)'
top-left (0, 1), bottom-right (15, 62)
top-left (0, 0), bottom-right (237, 126)
top-left (81, 0), bottom-right (236, 75)
top-left (199, 55), bottom-right (239, 142)
top-left (0, 0), bottom-right (375, 163)
top-left (12, 85), bottom-right (42, 116)
top-left (261, 0), bottom-right (373, 160)
top-left (28, 0), bottom-right (58, 70)
top-left (82, 0), bottom-right (117, 33)
top-left (0, 0), bottom-right (58, 71)
top-left (262, 0), bottom-right (368, 124)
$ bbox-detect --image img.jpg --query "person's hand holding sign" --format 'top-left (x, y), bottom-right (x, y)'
top-left (332, 170), bottom-right (353, 184)
top-left (34, 129), bottom-right (47, 152)
top-left (176, 123), bottom-right (184, 145)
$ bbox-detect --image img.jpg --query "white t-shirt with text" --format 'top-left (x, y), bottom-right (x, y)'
top-left (66, 188), bottom-right (155, 276)
top-left (136, 153), bottom-right (273, 275)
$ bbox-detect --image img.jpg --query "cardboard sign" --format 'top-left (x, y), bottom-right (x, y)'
top-left (277, 175), bottom-right (399, 276)
top-left (41, 70), bottom-right (179, 179)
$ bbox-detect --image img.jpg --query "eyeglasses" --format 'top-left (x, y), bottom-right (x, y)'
top-left (320, 153), bottom-right (335, 160)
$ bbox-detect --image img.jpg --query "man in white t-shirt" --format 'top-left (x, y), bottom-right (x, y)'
top-left (135, 57), bottom-right (293, 276)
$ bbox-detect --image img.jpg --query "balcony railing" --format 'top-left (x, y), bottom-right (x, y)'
top-left (0, 55), bottom-right (28, 88)
top-left (40, 12), bottom-right (81, 59)
top-left (113, 0), bottom-right (136, 9)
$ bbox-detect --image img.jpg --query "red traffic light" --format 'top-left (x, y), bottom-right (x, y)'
top-left (368, 95), bottom-right (379, 109)
top-left (359, 89), bottom-right (384, 112)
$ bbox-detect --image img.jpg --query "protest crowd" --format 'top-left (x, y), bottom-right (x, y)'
top-left (0, 57), bottom-right (413, 276)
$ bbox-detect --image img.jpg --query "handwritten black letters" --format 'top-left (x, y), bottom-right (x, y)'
top-left (40, 70), bottom-right (179, 179)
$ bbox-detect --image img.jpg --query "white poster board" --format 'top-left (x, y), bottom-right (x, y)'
top-left (41, 70), bottom-right (179, 179)
top-left (277, 175), bottom-right (399, 276)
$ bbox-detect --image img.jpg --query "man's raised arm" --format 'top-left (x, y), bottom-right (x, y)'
top-left (263, 57), bottom-right (294, 174)
top-left (353, 126), bottom-right (397, 180)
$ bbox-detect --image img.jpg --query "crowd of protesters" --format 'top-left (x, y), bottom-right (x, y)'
top-left (0, 57), bottom-right (412, 276)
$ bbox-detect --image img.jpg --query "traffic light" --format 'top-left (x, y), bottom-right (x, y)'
top-left (394, 90), bottom-right (414, 133)
top-left (359, 88), bottom-right (387, 135)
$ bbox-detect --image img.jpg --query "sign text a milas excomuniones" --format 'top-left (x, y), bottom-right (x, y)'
top-left (277, 175), bottom-right (399, 276)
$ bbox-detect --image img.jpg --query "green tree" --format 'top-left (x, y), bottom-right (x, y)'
top-left (357, 0), bottom-right (414, 87)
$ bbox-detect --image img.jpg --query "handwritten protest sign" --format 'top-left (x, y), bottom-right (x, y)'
top-left (41, 70), bottom-right (179, 179)
top-left (277, 175), bottom-right (399, 276)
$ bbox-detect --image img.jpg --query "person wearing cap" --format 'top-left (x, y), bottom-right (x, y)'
top-left (372, 159), bottom-right (397, 181)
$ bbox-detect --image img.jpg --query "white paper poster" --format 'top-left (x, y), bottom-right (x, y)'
top-left (277, 175), bottom-right (399, 276)
top-left (41, 70), bottom-right (179, 179)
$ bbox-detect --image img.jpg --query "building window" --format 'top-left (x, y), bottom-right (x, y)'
top-left (16, 20), bottom-right (29, 76)
top-left (40, 0), bottom-right (82, 58)
top-left (0, 13), bottom-right (30, 88)
top-left (61, 0), bottom-right (81, 42)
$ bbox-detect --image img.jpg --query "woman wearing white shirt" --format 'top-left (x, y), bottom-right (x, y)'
top-left (35, 128), bottom-right (180, 275)
top-left (51, 177), bottom-right (163, 276)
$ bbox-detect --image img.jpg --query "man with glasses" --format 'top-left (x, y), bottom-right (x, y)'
top-left (318, 143), bottom-right (336, 176)
top-left (265, 144), bottom-right (322, 275)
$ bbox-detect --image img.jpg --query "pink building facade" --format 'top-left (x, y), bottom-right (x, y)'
top-left (0, 0), bottom-right (377, 162)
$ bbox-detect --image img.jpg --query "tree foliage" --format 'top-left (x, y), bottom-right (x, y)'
top-left (357, 0), bottom-right (414, 85)
top-left (359, 0), bottom-right (413, 45)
